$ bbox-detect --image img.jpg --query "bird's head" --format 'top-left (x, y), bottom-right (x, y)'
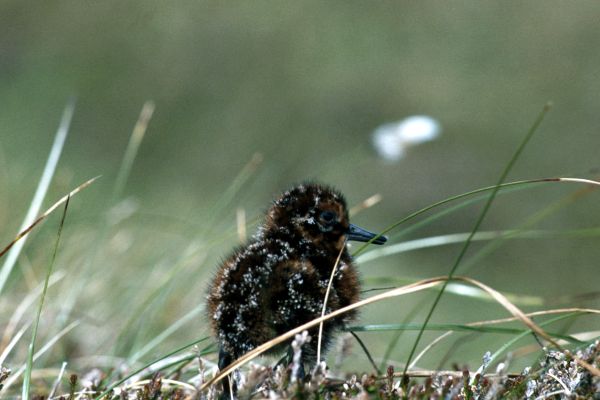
top-left (262, 183), bottom-right (387, 254)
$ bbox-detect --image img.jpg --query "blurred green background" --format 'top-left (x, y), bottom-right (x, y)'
top-left (1, 1), bottom-right (599, 378)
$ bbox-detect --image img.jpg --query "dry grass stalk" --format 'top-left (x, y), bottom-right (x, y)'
top-left (200, 273), bottom-right (599, 392)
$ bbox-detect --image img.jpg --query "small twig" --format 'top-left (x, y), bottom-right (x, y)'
top-left (316, 242), bottom-right (346, 363)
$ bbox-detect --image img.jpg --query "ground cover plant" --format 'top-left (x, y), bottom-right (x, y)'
top-left (0, 102), bottom-right (599, 399)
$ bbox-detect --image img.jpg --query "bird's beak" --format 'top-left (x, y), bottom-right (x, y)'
top-left (346, 224), bottom-right (387, 245)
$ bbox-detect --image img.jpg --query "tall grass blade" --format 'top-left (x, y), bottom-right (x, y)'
top-left (112, 101), bottom-right (155, 201)
top-left (0, 99), bottom-right (75, 295)
top-left (22, 195), bottom-right (70, 399)
top-left (401, 104), bottom-right (552, 380)
top-left (57, 101), bottom-right (154, 334)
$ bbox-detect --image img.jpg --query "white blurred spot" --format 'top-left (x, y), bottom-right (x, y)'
top-left (372, 115), bottom-right (441, 162)
top-left (107, 197), bottom-right (139, 226)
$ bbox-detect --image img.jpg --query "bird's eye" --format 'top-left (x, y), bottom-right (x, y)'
top-left (320, 210), bottom-right (337, 224)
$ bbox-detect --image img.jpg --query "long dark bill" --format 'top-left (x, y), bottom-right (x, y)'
top-left (346, 224), bottom-right (387, 245)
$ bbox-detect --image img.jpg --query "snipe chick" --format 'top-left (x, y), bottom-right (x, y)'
top-left (207, 183), bottom-right (386, 377)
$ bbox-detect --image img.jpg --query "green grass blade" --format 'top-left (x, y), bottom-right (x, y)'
top-left (113, 153), bottom-right (262, 358)
top-left (382, 181), bottom-right (545, 244)
top-left (94, 336), bottom-right (210, 400)
top-left (111, 250), bottom-right (207, 358)
top-left (22, 195), bottom-right (70, 399)
top-left (0, 99), bottom-right (75, 295)
top-left (128, 303), bottom-right (205, 363)
top-left (352, 179), bottom-right (552, 258)
top-left (458, 185), bottom-right (598, 275)
top-left (346, 323), bottom-right (583, 344)
top-left (481, 312), bottom-right (583, 377)
top-left (401, 104), bottom-right (552, 380)
top-left (57, 102), bottom-right (154, 339)
top-left (127, 345), bottom-right (215, 384)
top-left (358, 230), bottom-right (529, 264)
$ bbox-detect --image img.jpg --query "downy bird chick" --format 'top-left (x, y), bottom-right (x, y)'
top-left (207, 183), bottom-right (386, 384)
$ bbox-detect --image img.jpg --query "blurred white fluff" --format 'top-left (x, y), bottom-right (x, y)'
top-left (372, 115), bottom-right (441, 162)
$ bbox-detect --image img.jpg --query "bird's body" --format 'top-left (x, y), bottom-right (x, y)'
top-left (207, 183), bottom-right (386, 376)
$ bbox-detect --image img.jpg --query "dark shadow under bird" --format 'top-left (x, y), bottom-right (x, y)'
top-left (207, 183), bottom-right (386, 391)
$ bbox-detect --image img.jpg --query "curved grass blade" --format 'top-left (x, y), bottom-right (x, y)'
top-left (200, 272), bottom-right (584, 390)
top-left (354, 175), bottom-right (599, 259)
top-left (200, 278), bottom-right (442, 391)
top-left (22, 195), bottom-right (70, 399)
top-left (94, 336), bottom-right (209, 400)
top-left (126, 345), bottom-right (214, 385)
top-left (374, 181), bottom-right (545, 246)
top-left (416, 308), bottom-right (600, 371)
top-left (0, 177), bottom-right (99, 261)
top-left (358, 227), bottom-right (600, 265)
top-left (0, 99), bottom-right (75, 295)
top-left (458, 181), bottom-right (599, 275)
top-left (363, 276), bottom-right (546, 306)
top-left (317, 243), bottom-right (345, 363)
top-left (352, 179), bottom-right (546, 258)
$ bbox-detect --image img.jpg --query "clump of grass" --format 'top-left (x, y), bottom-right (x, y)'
top-left (2, 103), bottom-right (599, 399)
